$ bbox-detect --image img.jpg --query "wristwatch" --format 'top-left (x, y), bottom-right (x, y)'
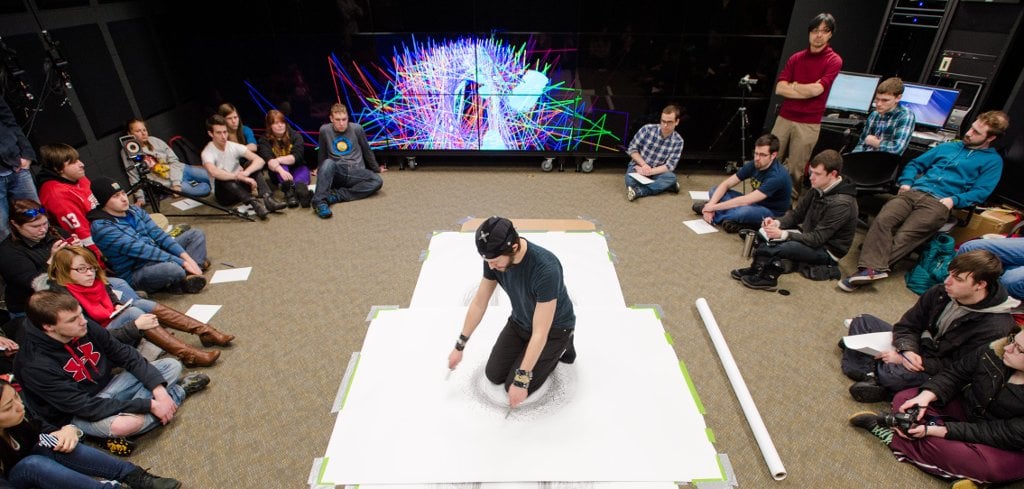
top-left (513, 369), bottom-right (533, 388)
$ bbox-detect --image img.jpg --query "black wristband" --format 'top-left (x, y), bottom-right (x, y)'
top-left (459, 334), bottom-right (470, 342)
top-left (454, 341), bottom-right (465, 351)
top-left (512, 379), bottom-right (529, 389)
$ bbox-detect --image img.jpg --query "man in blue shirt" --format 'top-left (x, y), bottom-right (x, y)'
top-left (840, 111), bottom-right (1010, 291)
top-left (624, 105), bottom-right (684, 201)
top-left (695, 134), bottom-right (793, 233)
top-left (447, 217), bottom-right (576, 411)
top-left (852, 77), bottom-right (915, 155)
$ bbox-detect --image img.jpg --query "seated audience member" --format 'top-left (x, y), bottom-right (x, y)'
top-left (312, 103), bottom-right (384, 219)
top-left (122, 118), bottom-right (211, 204)
top-left (35, 144), bottom-right (103, 259)
top-left (732, 150), bottom-right (857, 290)
top-left (841, 250), bottom-right (1018, 402)
top-left (217, 102), bottom-right (258, 152)
top-left (88, 177), bottom-right (208, 295)
top-left (0, 96), bottom-right (37, 243)
top-left (47, 246), bottom-right (230, 366)
top-left (959, 237), bottom-right (1024, 301)
top-left (201, 115), bottom-right (284, 220)
top-left (257, 109), bottom-right (312, 208)
top-left (623, 104), bottom-right (684, 201)
top-left (839, 111), bottom-right (1010, 291)
top-left (694, 134), bottom-right (792, 233)
top-left (849, 330), bottom-right (1024, 488)
top-left (851, 77), bottom-right (915, 155)
top-left (0, 200), bottom-right (78, 319)
top-left (0, 378), bottom-right (182, 489)
top-left (14, 291), bottom-right (209, 451)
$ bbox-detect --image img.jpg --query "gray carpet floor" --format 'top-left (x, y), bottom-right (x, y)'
top-left (128, 163), bottom-right (1024, 488)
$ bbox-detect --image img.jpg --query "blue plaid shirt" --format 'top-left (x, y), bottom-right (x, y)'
top-left (627, 124), bottom-right (684, 171)
top-left (853, 104), bottom-right (915, 155)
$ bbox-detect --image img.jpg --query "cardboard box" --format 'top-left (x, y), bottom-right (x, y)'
top-left (951, 207), bottom-right (1021, 245)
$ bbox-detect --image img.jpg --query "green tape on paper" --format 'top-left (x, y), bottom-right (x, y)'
top-left (340, 356), bottom-right (360, 410)
top-left (664, 331), bottom-right (674, 345)
top-left (705, 427), bottom-right (716, 443)
top-left (316, 457), bottom-right (329, 485)
top-left (679, 360), bottom-right (705, 414)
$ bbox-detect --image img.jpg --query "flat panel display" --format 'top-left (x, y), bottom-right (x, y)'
top-left (825, 72), bottom-right (880, 114)
top-left (900, 83), bottom-right (960, 129)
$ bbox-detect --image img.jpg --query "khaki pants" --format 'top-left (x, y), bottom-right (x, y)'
top-left (770, 116), bottom-right (820, 198)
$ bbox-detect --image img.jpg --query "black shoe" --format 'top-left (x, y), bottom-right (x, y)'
top-left (730, 266), bottom-right (760, 280)
top-left (721, 220), bottom-right (747, 233)
top-left (178, 275), bottom-right (206, 294)
top-left (848, 411), bottom-right (884, 431)
top-left (281, 183), bottom-right (300, 208)
top-left (263, 195), bottom-right (287, 212)
top-left (179, 373), bottom-right (210, 395)
top-left (103, 436), bottom-right (137, 457)
top-left (250, 199), bottom-right (269, 220)
top-left (295, 183), bottom-right (312, 208)
top-left (668, 182), bottom-right (680, 194)
top-left (691, 202), bottom-right (706, 214)
top-left (121, 466), bottom-right (182, 489)
top-left (559, 337), bottom-right (576, 364)
top-left (849, 378), bottom-right (890, 403)
top-left (741, 273), bottom-right (778, 290)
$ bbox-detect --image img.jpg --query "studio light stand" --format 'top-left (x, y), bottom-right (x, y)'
top-left (708, 75), bottom-right (757, 174)
top-left (121, 136), bottom-right (254, 222)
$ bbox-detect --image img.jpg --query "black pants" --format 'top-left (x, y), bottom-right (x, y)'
top-left (213, 160), bottom-right (273, 206)
top-left (485, 318), bottom-right (574, 394)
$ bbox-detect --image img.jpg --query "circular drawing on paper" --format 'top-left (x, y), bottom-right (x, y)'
top-left (466, 363), bottom-right (577, 420)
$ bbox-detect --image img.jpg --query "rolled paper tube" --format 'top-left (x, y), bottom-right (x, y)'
top-left (696, 297), bottom-right (787, 480)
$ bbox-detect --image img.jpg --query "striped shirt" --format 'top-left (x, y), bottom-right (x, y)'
top-left (627, 124), bottom-right (684, 171)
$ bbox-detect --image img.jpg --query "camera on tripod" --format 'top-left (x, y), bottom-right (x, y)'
top-left (119, 135), bottom-right (149, 177)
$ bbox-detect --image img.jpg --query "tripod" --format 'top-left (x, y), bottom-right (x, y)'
top-left (126, 163), bottom-right (255, 222)
top-left (708, 77), bottom-right (756, 174)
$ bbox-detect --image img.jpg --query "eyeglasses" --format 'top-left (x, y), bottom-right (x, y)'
top-left (753, 152), bottom-right (772, 158)
top-left (70, 266), bottom-right (98, 274)
top-left (659, 119), bottom-right (677, 125)
top-left (19, 207), bottom-right (47, 219)
top-left (1008, 333), bottom-right (1024, 352)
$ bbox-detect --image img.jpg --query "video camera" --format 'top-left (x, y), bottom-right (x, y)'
top-left (119, 135), bottom-right (149, 177)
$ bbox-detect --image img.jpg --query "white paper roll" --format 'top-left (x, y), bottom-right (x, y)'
top-left (696, 298), bottom-right (787, 480)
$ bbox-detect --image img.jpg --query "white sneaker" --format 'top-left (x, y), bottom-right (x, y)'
top-left (627, 186), bottom-right (637, 202)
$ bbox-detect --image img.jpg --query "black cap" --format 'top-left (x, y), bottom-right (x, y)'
top-left (476, 216), bottom-right (519, 259)
top-left (91, 176), bottom-right (124, 207)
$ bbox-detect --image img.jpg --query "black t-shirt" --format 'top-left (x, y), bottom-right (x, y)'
top-left (482, 240), bottom-right (575, 331)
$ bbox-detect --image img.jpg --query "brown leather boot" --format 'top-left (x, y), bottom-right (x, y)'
top-left (142, 327), bottom-right (219, 368)
top-left (150, 304), bottom-right (235, 347)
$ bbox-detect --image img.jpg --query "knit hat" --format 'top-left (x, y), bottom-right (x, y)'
top-left (476, 216), bottom-right (519, 259)
top-left (91, 176), bottom-right (125, 207)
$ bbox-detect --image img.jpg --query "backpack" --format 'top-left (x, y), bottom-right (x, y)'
top-left (904, 233), bottom-right (956, 295)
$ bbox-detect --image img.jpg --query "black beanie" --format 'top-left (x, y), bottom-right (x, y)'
top-left (475, 216), bottom-right (519, 259)
top-left (91, 176), bottom-right (124, 208)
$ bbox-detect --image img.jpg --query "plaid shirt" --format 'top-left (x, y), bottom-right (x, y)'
top-left (853, 104), bottom-right (915, 155)
top-left (627, 124), bottom-right (684, 171)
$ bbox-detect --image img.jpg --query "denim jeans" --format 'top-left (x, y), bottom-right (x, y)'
top-left (841, 314), bottom-right (930, 391)
top-left (0, 169), bottom-right (40, 241)
top-left (707, 188), bottom-right (777, 226)
top-left (106, 278), bottom-right (156, 313)
top-left (624, 163), bottom-right (677, 198)
top-left (959, 238), bottom-right (1024, 300)
top-left (129, 228), bottom-right (207, 293)
top-left (179, 165), bottom-right (212, 198)
top-left (312, 159), bottom-right (382, 204)
top-left (7, 443), bottom-right (136, 488)
top-left (73, 358), bottom-right (185, 437)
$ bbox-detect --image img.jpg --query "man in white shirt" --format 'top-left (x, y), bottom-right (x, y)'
top-left (200, 115), bottom-right (284, 220)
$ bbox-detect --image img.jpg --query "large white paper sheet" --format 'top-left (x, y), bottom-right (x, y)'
top-left (209, 267), bottom-right (252, 284)
top-left (409, 232), bottom-right (624, 309)
top-left (320, 307), bottom-right (720, 485)
top-left (184, 304), bottom-right (222, 323)
top-left (842, 331), bottom-right (894, 356)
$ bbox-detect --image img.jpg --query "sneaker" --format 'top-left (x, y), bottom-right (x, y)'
top-left (120, 467), bottom-right (182, 489)
top-left (950, 479), bottom-right (988, 489)
top-left (730, 266), bottom-right (759, 281)
top-left (103, 436), bottom-right (137, 457)
top-left (179, 275), bottom-right (206, 294)
top-left (691, 202), bottom-right (706, 214)
top-left (668, 181), bottom-right (680, 194)
top-left (741, 273), bottom-right (778, 291)
top-left (626, 186), bottom-right (637, 202)
top-left (315, 202), bottom-right (333, 219)
top-left (849, 378), bottom-right (889, 403)
top-left (325, 192), bottom-right (343, 205)
top-left (848, 411), bottom-right (894, 445)
top-left (846, 267), bottom-right (889, 285)
top-left (721, 220), bottom-right (749, 234)
top-left (837, 276), bottom-right (859, 292)
top-left (179, 373), bottom-right (210, 395)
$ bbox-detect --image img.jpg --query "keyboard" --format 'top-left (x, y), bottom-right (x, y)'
top-left (821, 117), bottom-right (864, 127)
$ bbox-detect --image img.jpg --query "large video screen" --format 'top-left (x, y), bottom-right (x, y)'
top-left (900, 83), bottom-right (960, 129)
top-left (329, 35), bottom-right (624, 152)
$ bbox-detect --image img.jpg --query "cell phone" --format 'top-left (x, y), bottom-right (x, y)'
top-left (109, 299), bottom-right (134, 319)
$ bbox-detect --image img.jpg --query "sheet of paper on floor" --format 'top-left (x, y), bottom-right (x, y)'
top-left (210, 267), bottom-right (252, 283)
top-left (184, 304), bottom-right (222, 323)
top-left (320, 307), bottom-right (720, 485)
top-left (689, 190), bottom-right (710, 200)
top-left (170, 198), bottom-right (202, 211)
top-left (683, 219), bottom-right (718, 234)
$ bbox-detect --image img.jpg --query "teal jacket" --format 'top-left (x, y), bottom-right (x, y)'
top-left (898, 141), bottom-right (1003, 208)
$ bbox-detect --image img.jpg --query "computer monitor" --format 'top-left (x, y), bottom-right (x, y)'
top-left (900, 83), bottom-right (960, 129)
top-left (825, 72), bottom-right (881, 114)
